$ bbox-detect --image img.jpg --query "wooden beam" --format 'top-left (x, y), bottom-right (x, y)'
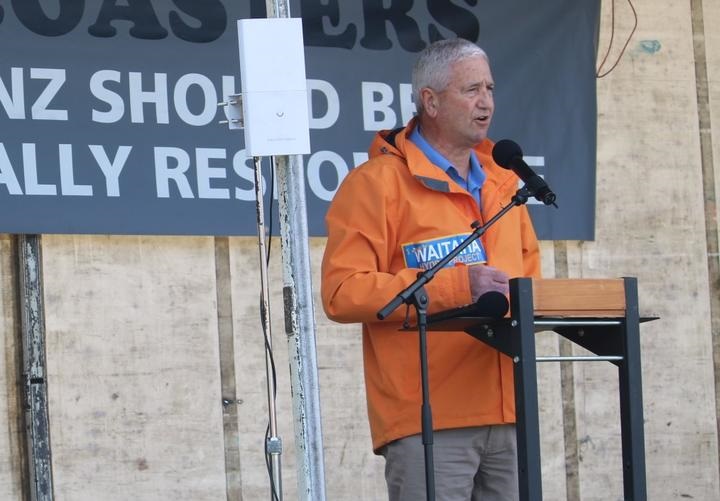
top-left (532, 278), bottom-right (626, 317)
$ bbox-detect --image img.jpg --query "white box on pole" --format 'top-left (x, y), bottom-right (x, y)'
top-left (237, 18), bottom-right (311, 156)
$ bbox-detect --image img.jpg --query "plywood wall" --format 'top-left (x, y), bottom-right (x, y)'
top-left (0, 0), bottom-right (718, 499)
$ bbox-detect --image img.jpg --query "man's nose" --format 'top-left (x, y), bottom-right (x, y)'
top-left (476, 92), bottom-right (492, 107)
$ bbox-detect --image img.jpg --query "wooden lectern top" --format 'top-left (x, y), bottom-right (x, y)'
top-left (532, 278), bottom-right (626, 317)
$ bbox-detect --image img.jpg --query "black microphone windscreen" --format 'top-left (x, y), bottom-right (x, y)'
top-left (426, 290), bottom-right (509, 323)
top-left (492, 139), bottom-right (523, 168)
top-left (472, 291), bottom-right (510, 318)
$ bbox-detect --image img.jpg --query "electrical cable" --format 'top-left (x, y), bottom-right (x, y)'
top-left (258, 156), bottom-right (280, 501)
top-left (596, 0), bottom-right (638, 78)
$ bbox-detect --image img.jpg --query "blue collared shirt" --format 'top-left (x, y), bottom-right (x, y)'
top-left (409, 125), bottom-right (486, 208)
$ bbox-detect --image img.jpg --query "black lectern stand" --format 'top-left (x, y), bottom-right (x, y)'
top-left (426, 277), bottom-right (652, 501)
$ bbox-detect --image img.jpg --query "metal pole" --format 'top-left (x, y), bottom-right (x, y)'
top-left (510, 278), bottom-right (543, 501)
top-left (261, 2), bottom-right (328, 498)
top-left (273, 154), bottom-right (327, 501)
top-left (18, 234), bottom-right (54, 501)
top-left (254, 158), bottom-right (283, 501)
top-left (618, 277), bottom-right (647, 500)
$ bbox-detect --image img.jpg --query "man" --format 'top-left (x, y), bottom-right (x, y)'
top-left (321, 38), bottom-right (541, 500)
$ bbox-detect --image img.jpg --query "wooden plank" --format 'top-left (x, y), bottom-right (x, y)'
top-left (532, 279), bottom-right (626, 317)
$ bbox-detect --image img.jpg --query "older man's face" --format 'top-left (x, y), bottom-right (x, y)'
top-left (432, 55), bottom-right (495, 148)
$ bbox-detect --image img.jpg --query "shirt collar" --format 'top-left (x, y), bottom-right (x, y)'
top-left (409, 125), bottom-right (486, 188)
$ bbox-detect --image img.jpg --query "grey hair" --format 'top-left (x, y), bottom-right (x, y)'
top-left (412, 38), bottom-right (488, 114)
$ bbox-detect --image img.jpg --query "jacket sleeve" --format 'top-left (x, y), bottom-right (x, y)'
top-left (321, 163), bottom-right (473, 324)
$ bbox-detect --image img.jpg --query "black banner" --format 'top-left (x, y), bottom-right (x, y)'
top-left (0, 0), bottom-right (599, 239)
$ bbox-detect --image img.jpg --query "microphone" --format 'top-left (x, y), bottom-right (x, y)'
top-left (427, 291), bottom-right (509, 322)
top-left (492, 139), bottom-right (557, 206)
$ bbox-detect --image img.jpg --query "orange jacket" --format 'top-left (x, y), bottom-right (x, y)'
top-left (321, 120), bottom-right (541, 451)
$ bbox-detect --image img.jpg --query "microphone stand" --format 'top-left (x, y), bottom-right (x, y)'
top-left (376, 186), bottom-right (534, 501)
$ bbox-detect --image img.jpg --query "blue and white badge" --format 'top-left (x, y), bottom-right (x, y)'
top-left (402, 233), bottom-right (487, 270)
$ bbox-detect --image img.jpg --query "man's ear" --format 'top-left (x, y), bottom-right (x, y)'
top-left (420, 88), bottom-right (438, 118)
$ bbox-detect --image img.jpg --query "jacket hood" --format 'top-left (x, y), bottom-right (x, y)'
top-left (368, 122), bottom-right (413, 160)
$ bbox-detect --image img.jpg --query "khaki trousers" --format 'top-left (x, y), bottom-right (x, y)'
top-left (379, 425), bottom-right (519, 501)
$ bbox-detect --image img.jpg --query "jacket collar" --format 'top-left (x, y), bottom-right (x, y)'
top-left (369, 118), bottom-right (519, 202)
